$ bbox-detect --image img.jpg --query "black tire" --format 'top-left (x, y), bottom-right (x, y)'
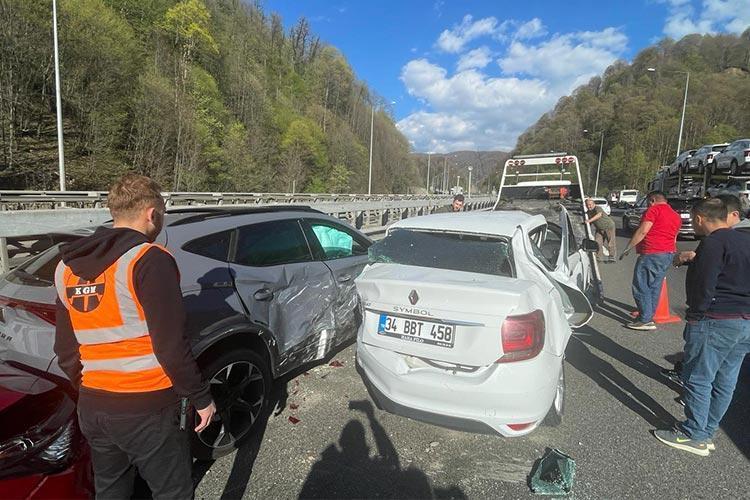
top-left (191, 348), bottom-right (271, 460)
top-left (543, 362), bottom-right (565, 427)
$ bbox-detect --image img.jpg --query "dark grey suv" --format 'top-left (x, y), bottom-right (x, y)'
top-left (0, 206), bottom-right (371, 459)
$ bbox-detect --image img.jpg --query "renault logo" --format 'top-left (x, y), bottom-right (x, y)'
top-left (408, 290), bottom-right (419, 305)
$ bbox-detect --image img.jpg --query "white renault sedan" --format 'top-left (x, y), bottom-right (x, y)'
top-left (355, 209), bottom-right (596, 436)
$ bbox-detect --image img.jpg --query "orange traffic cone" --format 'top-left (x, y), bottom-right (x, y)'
top-left (653, 278), bottom-right (681, 324)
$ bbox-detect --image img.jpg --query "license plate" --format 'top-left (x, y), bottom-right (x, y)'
top-left (377, 314), bottom-right (455, 348)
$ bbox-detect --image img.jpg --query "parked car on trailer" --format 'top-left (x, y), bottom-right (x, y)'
top-left (622, 197), bottom-right (648, 232)
top-left (712, 139), bottom-right (750, 175)
top-left (686, 143), bottom-right (729, 174)
top-left (668, 149), bottom-right (697, 175)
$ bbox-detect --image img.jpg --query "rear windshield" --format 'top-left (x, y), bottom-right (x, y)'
top-left (621, 191), bottom-right (637, 196)
top-left (369, 229), bottom-right (513, 277)
top-left (5, 245), bottom-right (63, 287)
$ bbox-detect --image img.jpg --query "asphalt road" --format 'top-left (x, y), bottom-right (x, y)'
top-left (194, 210), bottom-right (750, 499)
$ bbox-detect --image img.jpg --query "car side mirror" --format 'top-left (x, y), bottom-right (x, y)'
top-left (581, 238), bottom-right (599, 253)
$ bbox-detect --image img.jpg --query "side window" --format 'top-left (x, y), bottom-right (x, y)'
top-left (307, 220), bottom-right (370, 260)
top-left (528, 226), bottom-right (555, 271)
top-left (542, 223), bottom-right (563, 264)
top-left (183, 230), bottom-right (233, 262)
top-left (234, 220), bottom-right (311, 267)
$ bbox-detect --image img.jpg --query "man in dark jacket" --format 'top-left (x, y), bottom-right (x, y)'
top-left (654, 198), bottom-right (750, 456)
top-left (54, 174), bottom-right (215, 498)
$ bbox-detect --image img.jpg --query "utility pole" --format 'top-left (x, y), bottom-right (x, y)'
top-left (443, 156), bottom-right (447, 193)
top-left (367, 105), bottom-right (374, 195)
top-left (53, 0), bottom-right (65, 191)
top-left (426, 153), bottom-right (431, 193)
top-left (468, 166), bottom-right (473, 197)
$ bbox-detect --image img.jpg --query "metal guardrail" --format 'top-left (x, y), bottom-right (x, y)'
top-left (0, 190), bottom-right (472, 210)
top-left (0, 193), bottom-right (495, 272)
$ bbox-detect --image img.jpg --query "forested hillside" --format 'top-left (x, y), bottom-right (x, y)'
top-left (0, 0), bottom-right (417, 192)
top-left (515, 31), bottom-right (750, 192)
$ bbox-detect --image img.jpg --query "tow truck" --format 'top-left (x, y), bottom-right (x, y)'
top-left (493, 153), bottom-right (603, 304)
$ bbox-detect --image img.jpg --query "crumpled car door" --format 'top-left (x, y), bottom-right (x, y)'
top-left (519, 224), bottom-right (593, 328)
top-left (231, 261), bottom-right (338, 372)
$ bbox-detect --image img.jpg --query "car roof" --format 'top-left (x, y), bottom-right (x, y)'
top-left (388, 211), bottom-right (547, 237)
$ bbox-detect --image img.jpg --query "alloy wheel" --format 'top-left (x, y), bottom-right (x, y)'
top-left (197, 361), bottom-right (266, 450)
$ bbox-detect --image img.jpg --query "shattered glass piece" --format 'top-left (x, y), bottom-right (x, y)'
top-left (528, 448), bottom-right (575, 496)
top-left (288, 416), bottom-right (300, 424)
top-left (329, 360), bottom-right (344, 368)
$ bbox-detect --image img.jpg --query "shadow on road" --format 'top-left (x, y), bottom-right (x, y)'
top-left (718, 358), bottom-right (750, 459)
top-left (299, 400), bottom-right (465, 499)
top-left (567, 326), bottom-right (678, 429)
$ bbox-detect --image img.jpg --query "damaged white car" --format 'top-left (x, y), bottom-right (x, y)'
top-left (355, 154), bottom-right (599, 436)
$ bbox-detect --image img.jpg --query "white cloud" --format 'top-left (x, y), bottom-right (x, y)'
top-left (398, 25), bottom-right (628, 153)
top-left (457, 46), bottom-right (493, 71)
top-left (437, 15), bottom-right (501, 53)
top-left (499, 28), bottom-right (628, 89)
top-left (515, 18), bottom-right (547, 40)
top-left (662, 0), bottom-right (750, 38)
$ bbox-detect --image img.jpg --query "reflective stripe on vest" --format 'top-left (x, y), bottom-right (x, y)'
top-left (55, 242), bottom-right (174, 393)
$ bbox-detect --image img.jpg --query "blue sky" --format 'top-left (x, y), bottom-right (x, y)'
top-left (264, 0), bottom-right (750, 152)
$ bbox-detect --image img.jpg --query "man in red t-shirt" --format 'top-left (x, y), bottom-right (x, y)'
top-left (619, 191), bottom-right (681, 330)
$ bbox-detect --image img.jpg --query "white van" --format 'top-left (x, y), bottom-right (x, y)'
top-left (618, 190), bottom-right (639, 208)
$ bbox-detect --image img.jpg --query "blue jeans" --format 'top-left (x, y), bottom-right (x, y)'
top-left (680, 318), bottom-right (750, 441)
top-left (631, 253), bottom-right (674, 323)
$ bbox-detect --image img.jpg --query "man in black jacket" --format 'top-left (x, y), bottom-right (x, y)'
top-left (54, 174), bottom-right (215, 498)
top-left (654, 198), bottom-right (750, 456)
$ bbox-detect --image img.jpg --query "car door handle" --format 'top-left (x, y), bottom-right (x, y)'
top-left (337, 274), bottom-right (352, 283)
top-left (253, 288), bottom-right (274, 301)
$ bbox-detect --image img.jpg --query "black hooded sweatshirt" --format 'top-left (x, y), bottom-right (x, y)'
top-left (54, 226), bottom-right (212, 414)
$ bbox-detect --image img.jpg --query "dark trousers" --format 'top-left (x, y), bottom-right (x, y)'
top-left (77, 403), bottom-right (193, 500)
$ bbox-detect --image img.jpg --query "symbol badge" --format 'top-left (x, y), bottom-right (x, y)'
top-left (408, 290), bottom-right (419, 305)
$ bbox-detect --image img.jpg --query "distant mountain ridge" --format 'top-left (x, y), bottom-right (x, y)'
top-left (412, 150), bottom-right (511, 192)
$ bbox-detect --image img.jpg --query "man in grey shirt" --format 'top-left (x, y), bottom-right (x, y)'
top-left (585, 198), bottom-right (617, 263)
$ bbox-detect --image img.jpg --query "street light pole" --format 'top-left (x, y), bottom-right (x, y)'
top-left (647, 67), bottom-right (689, 157)
top-left (367, 104), bottom-right (374, 195)
top-left (443, 156), bottom-right (447, 193)
top-left (426, 153), bottom-right (431, 193)
top-left (595, 132), bottom-right (604, 196)
top-left (468, 166), bottom-right (473, 197)
top-left (52, 0), bottom-right (65, 191)
top-left (676, 72), bottom-right (689, 157)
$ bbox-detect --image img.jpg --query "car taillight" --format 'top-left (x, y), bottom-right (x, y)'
top-left (744, 149), bottom-right (750, 156)
top-left (0, 295), bottom-right (56, 325)
top-left (498, 310), bottom-right (544, 363)
top-left (707, 154), bottom-right (713, 160)
top-left (507, 422), bottom-right (534, 431)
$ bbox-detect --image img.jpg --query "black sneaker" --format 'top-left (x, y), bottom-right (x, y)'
top-left (653, 429), bottom-right (710, 456)
top-left (626, 321), bottom-right (656, 331)
top-left (660, 368), bottom-right (684, 387)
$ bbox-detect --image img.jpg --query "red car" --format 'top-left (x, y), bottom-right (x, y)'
top-left (0, 362), bottom-right (92, 499)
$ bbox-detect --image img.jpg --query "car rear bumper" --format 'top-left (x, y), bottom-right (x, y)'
top-left (356, 341), bottom-right (560, 436)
